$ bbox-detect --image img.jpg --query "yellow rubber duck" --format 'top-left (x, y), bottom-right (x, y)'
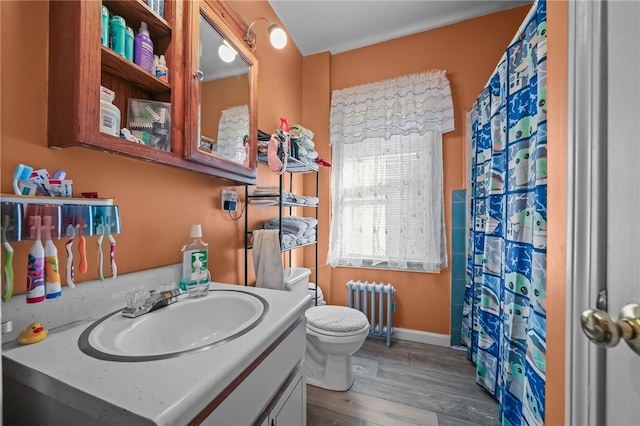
top-left (17, 322), bottom-right (48, 345)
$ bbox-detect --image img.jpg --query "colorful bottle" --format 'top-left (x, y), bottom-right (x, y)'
top-left (125, 26), bottom-right (134, 62)
top-left (134, 21), bottom-right (154, 73)
top-left (179, 224), bottom-right (208, 290)
top-left (109, 15), bottom-right (126, 57)
top-left (26, 216), bottom-right (45, 304)
top-left (43, 216), bottom-right (61, 299)
top-left (101, 5), bottom-right (110, 47)
top-left (155, 54), bottom-right (168, 81)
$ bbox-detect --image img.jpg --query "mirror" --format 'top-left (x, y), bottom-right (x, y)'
top-left (184, 0), bottom-right (258, 183)
top-left (198, 15), bottom-right (251, 165)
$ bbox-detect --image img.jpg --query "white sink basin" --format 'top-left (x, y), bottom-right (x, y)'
top-left (79, 290), bottom-right (267, 361)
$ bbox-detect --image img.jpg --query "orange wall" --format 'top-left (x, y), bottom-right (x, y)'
top-left (1, 0), bottom-right (568, 420)
top-left (301, 6), bottom-right (531, 334)
top-left (546, 1), bottom-right (568, 424)
top-left (0, 0), bottom-right (302, 291)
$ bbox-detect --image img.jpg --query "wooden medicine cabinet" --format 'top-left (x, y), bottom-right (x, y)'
top-left (47, 0), bottom-right (258, 184)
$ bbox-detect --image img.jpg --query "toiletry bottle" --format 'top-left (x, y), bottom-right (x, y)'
top-left (157, 0), bottom-right (165, 18)
top-left (134, 21), bottom-right (154, 73)
top-left (155, 54), bottom-right (168, 82)
top-left (43, 216), bottom-right (61, 299)
top-left (180, 224), bottom-right (208, 289)
top-left (109, 15), bottom-right (126, 57)
top-left (26, 216), bottom-right (45, 304)
top-left (101, 5), bottom-right (110, 47)
top-left (125, 26), bottom-right (134, 62)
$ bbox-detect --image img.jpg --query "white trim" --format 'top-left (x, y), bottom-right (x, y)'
top-left (566, 1), bottom-right (606, 425)
top-left (392, 328), bottom-right (450, 347)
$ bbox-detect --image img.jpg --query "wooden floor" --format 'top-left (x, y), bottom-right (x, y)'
top-left (307, 338), bottom-right (499, 426)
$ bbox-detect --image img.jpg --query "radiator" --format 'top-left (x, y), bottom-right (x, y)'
top-left (346, 280), bottom-right (397, 347)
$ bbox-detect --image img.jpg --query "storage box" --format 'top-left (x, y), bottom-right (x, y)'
top-left (127, 99), bottom-right (171, 151)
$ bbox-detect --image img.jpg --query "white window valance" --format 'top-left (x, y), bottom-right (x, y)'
top-left (329, 70), bottom-right (454, 145)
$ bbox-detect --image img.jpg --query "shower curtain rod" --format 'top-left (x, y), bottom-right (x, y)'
top-left (482, 0), bottom-right (539, 89)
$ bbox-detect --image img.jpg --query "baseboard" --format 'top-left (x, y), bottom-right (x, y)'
top-left (392, 328), bottom-right (451, 347)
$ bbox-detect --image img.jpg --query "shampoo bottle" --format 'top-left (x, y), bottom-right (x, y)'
top-left (134, 21), bottom-right (154, 73)
top-left (43, 216), bottom-right (61, 299)
top-left (180, 224), bottom-right (208, 289)
top-left (26, 216), bottom-right (45, 304)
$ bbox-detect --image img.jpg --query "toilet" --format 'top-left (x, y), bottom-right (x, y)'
top-left (284, 267), bottom-right (370, 391)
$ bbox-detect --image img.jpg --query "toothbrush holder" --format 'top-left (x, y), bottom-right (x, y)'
top-left (1, 202), bottom-right (23, 241)
top-left (23, 204), bottom-right (61, 240)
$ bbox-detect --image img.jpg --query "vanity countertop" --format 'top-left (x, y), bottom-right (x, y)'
top-left (2, 283), bottom-right (310, 426)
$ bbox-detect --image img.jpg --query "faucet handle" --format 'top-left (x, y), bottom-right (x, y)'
top-left (126, 289), bottom-right (149, 310)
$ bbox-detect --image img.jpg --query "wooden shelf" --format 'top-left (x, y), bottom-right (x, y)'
top-left (101, 47), bottom-right (171, 95)
top-left (102, 0), bottom-right (171, 39)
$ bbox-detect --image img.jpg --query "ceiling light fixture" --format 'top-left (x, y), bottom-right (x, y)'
top-left (243, 17), bottom-right (287, 52)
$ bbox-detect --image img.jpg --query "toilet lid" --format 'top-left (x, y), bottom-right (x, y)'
top-left (305, 306), bottom-right (369, 333)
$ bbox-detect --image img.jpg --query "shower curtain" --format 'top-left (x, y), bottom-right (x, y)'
top-left (462, 1), bottom-right (546, 425)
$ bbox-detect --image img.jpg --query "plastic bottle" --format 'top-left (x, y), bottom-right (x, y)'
top-left (157, 0), bottom-right (165, 18)
top-left (134, 21), bottom-right (154, 73)
top-left (101, 5), bottom-right (110, 48)
top-left (43, 216), bottom-right (61, 299)
top-left (109, 15), bottom-right (126, 57)
top-left (124, 26), bottom-right (134, 62)
top-left (179, 224), bottom-right (208, 289)
top-left (155, 54), bottom-right (168, 82)
top-left (26, 216), bottom-right (45, 304)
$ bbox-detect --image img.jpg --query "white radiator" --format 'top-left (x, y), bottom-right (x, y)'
top-left (346, 280), bottom-right (396, 347)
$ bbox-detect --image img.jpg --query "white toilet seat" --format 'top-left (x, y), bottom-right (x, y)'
top-left (306, 305), bottom-right (369, 334)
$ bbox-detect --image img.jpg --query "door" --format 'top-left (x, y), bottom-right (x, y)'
top-left (568, 1), bottom-right (640, 425)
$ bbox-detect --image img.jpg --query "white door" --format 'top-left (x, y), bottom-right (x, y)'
top-left (602, 1), bottom-right (640, 423)
top-left (568, 1), bottom-right (640, 425)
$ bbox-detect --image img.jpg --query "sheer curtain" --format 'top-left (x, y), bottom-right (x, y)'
top-left (328, 71), bottom-right (454, 272)
top-left (217, 104), bottom-right (249, 162)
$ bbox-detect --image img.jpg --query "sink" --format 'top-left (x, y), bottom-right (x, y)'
top-left (78, 289), bottom-right (268, 362)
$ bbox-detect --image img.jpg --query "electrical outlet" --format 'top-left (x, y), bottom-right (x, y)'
top-left (221, 189), bottom-right (238, 212)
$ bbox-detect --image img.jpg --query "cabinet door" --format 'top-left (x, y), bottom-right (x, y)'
top-left (271, 376), bottom-right (305, 426)
top-left (184, 0), bottom-right (258, 184)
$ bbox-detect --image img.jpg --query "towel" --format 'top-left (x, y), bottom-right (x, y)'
top-left (252, 229), bottom-right (284, 290)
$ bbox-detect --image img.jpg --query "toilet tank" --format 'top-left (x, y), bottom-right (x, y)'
top-left (283, 267), bottom-right (311, 296)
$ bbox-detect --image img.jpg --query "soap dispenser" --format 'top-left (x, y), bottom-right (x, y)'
top-left (180, 224), bottom-right (208, 289)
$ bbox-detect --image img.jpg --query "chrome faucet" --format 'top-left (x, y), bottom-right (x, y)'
top-left (122, 288), bottom-right (182, 318)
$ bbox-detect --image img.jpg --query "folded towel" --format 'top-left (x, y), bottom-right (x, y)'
top-left (252, 229), bottom-right (284, 290)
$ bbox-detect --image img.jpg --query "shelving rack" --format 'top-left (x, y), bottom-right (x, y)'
top-left (244, 155), bottom-right (319, 305)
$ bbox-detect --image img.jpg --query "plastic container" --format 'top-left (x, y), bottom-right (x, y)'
top-left (155, 54), bottom-right (168, 81)
top-left (134, 21), bottom-right (154, 73)
top-left (179, 224), bottom-right (209, 289)
top-left (124, 26), bottom-right (134, 62)
top-left (99, 86), bottom-right (121, 137)
top-left (109, 15), bottom-right (126, 57)
top-left (101, 6), bottom-right (110, 47)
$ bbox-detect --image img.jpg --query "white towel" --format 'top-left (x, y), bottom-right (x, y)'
top-left (252, 229), bottom-right (284, 290)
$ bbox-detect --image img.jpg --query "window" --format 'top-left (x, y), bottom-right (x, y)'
top-left (327, 71), bottom-right (454, 272)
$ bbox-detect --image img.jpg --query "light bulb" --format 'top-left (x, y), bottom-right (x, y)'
top-left (268, 24), bottom-right (287, 49)
top-left (218, 40), bottom-right (237, 63)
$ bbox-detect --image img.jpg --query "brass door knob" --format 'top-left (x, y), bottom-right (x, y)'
top-left (581, 303), bottom-right (640, 355)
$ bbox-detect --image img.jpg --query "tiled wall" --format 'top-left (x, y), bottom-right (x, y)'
top-left (450, 189), bottom-right (466, 346)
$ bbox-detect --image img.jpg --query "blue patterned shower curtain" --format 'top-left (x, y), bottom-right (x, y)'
top-left (462, 1), bottom-right (546, 425)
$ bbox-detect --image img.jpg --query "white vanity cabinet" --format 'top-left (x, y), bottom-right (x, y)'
top-left (200, 317), bottom-right (307, 425)
top-left (2, 283), bottom-right (309, 426)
